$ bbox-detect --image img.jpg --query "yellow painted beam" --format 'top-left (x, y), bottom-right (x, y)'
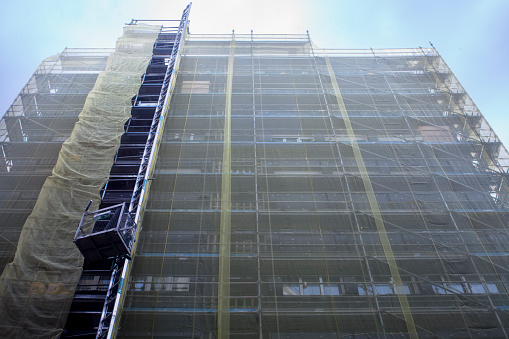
top-left (218, 34), bottom-right (235, 339)
top-left (325, 56), bottom-right (418, 339)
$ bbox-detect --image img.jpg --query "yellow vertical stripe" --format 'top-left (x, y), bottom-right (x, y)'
top-left (218, 34), bottom-right (235, 339)
top-left (325, 56), bottom-right (418, 338)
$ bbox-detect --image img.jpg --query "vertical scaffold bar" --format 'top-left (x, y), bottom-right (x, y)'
top-left (218, 32), bottom-right (235, 339)
top-left (324, 56), bottom-right (418, 339)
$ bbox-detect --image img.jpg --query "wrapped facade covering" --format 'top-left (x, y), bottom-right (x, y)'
top-left (0, 25), bottom-right (159, 338)
top-left (115, 35), bottom-right (509, 338)
top-left (0, 49), bottom-right (112, 273)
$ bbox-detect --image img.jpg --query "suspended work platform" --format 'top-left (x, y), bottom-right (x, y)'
top-left (74, 202), bottom-right (135, 263)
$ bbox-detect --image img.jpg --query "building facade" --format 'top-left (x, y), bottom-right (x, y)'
top-left (2, 6), bottom-right (509, 339)
top-left (0, 48), bottom-right (113, 272)
top-left (114, 34), bottom-right (509, 338)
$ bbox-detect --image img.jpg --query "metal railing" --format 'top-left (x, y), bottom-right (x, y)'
top-left (74, 202), bottom-right (137, 262)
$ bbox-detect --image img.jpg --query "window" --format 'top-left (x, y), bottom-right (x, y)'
top-left (358, 283), bottom-right (409, 296)
top-left (131, 276), bottom-right (190, 292)
top-left (279, 277), bottom-right (420, 296)
top-left (181, 81), bottom-right (210, 94)
top-left (394, 284), bottom-right (411, 295)
top-left (358, 284), bottom-right (374, 296)
top-left (323, 285), bottom-right (340, 296)
top-left (419, 125), bottom-right (454, 142)
top-left (486, 283), bottom-right (499, 294)
top-left (282, 277), bottom-right (340, 296)
top-left (302, 283), bottom-right (321, 296)
top-left (419, 276), bottom-right (504, 295)
top-left (133, 277), bottom-right (145, 291)
top-left (271, 135), bottom-right (314, 143)
top-left (431, 284), bottom-right (448, 294)
top-left (283, 284), bottom-right (301, 296)
top-left (375, 284), bottom-right (393, 295)
top-left (470, 283), bottom-right (485, 294)
top-left (445, 283), bottom-right (464, 294)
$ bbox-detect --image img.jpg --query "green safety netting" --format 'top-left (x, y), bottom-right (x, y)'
top-left (0, 24), bottom-right (160, 338)
top-left (115, 35), bottom-right (509, 338)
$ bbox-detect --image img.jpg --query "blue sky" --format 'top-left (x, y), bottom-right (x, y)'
top-left (1, 0), bottom-right (508, 145)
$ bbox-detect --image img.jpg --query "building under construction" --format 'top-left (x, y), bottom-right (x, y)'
top-left (2, 4), bottom-right (509, 338)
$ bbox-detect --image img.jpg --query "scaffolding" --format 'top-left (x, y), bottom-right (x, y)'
top-left (0, 23), bottom-right (159, 337)
top-left (2, 6), bottom-right (509, 337)
top-left (114, 33), bottom-right (509, 338)
top-left (0, 49), bottom-right (112, 273)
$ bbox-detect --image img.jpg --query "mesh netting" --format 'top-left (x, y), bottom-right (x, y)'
top-left (115, 35), bottom-right (509, 338)
top-left (0, 49), bottom-right (112, 273)
top-left (0, 24), bottom-right (160, 338)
